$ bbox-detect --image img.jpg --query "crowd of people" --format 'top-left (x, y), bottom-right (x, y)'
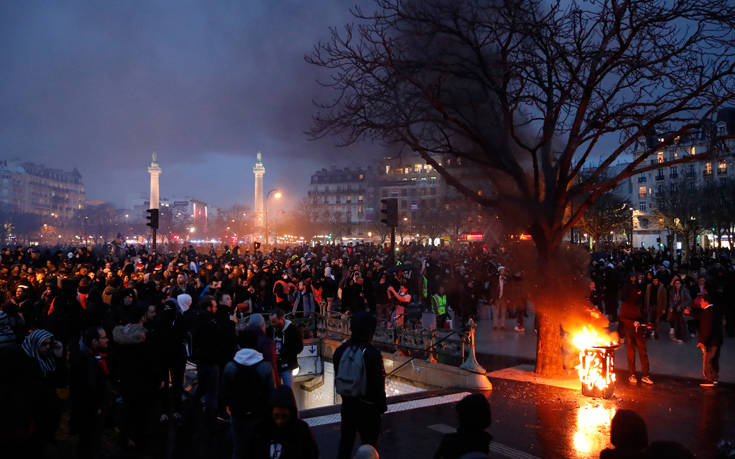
top-left (0, 241), bottom-right (505, 459)
top-left (0, 241), bottom-right (731, 458)
top-left (589, 247), bottom-right (732, 387)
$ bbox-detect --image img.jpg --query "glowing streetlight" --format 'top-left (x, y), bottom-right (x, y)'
top-left (189, 227), bottom-right (196, 233)
top-left (265, 189), bottom-right (282, 245)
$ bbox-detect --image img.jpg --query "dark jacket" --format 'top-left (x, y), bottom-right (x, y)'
top-left (111, 323), bottom-right (158, 399)
top-left (70, 342), bottom-right (109, 430)
top-left (250, 385), bottom-right (319, 459)
top-left (222, 348), bottom-right (274, 418)
top-left (333, 313), bottom-right (387, 413)
top-left (268, 320), bottom-right (303, 372)
top-left (697, 304), bottom-right (723, 347)
top-left (192, 309), bottom-right (234, 366)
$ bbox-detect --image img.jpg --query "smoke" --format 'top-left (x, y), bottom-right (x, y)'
top-left (0, 0), bottom-right (378, 207)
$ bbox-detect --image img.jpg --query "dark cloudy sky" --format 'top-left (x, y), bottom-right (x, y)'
top-left (0, 0), bottom-right (376, 211)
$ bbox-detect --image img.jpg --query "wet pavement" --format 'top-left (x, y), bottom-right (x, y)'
top-left (310, 374), bottom-right (735, 459)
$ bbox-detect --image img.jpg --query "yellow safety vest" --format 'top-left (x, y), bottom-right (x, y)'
top-left (432, 294), bottom-right (447, 315)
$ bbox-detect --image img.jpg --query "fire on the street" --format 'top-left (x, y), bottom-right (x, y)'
top-left (571, 325), bottom-right (619, 398)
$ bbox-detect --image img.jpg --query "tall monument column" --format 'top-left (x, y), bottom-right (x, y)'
top-left (253, 152), bottom-right (265, 227)
top-left (148, 153), bottom-right (162, 209)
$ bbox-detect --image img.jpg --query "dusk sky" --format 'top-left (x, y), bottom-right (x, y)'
top-left (0, 0), bottom-right (377, 212)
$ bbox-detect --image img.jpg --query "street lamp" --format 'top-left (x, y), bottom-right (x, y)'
top-left (265, 189), bottom-right (282, 245)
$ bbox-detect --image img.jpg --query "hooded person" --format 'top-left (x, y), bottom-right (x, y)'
top-left (222, 329), bottom-right (275, 459)
top-left (333, 311), bottom-right (387, 459)
top-left (250, 385), bottom-right (319, 459)
top-left (20, 329), bottom-right (63, 457)
top-left (433, 394), bottom-right (492, 459)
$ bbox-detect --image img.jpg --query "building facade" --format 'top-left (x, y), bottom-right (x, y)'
top-left (307, 166), bottom-right (377, 239)
top-left (306, 154), bottom-right (493, 242)
top-left (0, 160), bottom-right (85, 219)
top-left (630, 109), bottom-right (735, 248)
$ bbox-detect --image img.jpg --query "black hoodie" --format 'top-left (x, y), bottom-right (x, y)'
top-left (250, 385), bottom-right (319, 459)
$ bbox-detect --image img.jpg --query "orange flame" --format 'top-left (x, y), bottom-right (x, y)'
top-left (571, 324), bottom-right (618, 392)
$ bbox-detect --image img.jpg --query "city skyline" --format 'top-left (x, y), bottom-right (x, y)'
top-left (0, 0), bottom-right (377, 209)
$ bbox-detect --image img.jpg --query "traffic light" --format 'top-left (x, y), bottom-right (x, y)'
top-left (145, 208), bottom-right (159, 229)
top-left (380, 198), bottom-right (398, 227)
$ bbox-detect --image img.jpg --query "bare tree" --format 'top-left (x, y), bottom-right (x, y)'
top-left (308, 0), bottom-right (735, 375)
top-left (580, 195), bottom-right (632, 250)
top-left (655, 189), bottom-right (705, 259)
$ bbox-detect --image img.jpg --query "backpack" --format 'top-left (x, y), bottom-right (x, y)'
top-left (335, 344), bottom-right (367, 398)
top-left (228, 361), bottom-right (269, 416)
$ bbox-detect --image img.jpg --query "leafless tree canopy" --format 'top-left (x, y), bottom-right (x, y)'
top-left (308, 0), bottom-right (735, 259)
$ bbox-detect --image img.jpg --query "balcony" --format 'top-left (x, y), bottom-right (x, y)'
top-left (637, 176), bottom-right (647, 183)
top-left (685, 171), bottom-right (695, 178)
top-left (669, 173), bottom-right (678, 179)
top-left (703, 170), bottom-right (713, 177)
top-left (655, 175), bottom-right (665, 181)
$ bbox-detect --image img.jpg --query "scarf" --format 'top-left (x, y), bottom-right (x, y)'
top-left (22, 329), bottom-right (57, 376)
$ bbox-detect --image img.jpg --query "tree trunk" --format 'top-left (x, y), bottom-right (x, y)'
top-left (530, 228), bottom-right (566, 377)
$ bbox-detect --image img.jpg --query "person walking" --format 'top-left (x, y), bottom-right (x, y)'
top-left (222, 329), bottom-right (275, 459)
top-left (334, 312), bottom-right (387, 459)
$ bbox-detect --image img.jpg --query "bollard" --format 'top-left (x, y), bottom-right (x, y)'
top-left (460, 318), bottom-right (486, 374)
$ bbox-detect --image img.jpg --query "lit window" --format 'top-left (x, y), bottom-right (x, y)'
top-left (674, 152), bottom-right (678, 159)
top-left (719, 160), bottom-right (727, 173)
top-left (705, 162), bottom-right (713, 175)
top-left (657, 152), bottom-right (664, 163)
top-left (638, 186), bottom-right (646, 198)
top-left (690, 146), bottom-right (696, 156)
top-left (414, 164), bottom-right (422, 172)
top-left (385, 165), bottom-right (390, 174)
top-left (404, 167), bottom-right (410, 174)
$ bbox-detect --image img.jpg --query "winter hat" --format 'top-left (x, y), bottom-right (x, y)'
top-left (177, 293), bottom-right (193, 313)
top-left (22, 329), bottom-right (56, 376)
top-left (0, 311), bottom-right (16, 347)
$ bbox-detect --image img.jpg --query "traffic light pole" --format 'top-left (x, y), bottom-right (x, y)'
top-left (151, 227), bottom-right (157, 256)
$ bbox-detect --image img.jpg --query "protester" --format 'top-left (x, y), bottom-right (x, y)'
top-left (433, 393), bottom-right (492, 459)
top-left (70, 326), bottom-right (110, 459)
top-left (620, 276), bottom-right (653, 385)
top-left (268, 309), bottom-right (303, 387)
top-left (689, 294), bottom-right (723, 387)
top-left (249, 385), bottom-right (319, 459)
top-left (599, 409), bottom-right (648, 459)
top-left (334, 311), bottom-right (387, 459)
top-left (222, 328), bottom-right (275, 459)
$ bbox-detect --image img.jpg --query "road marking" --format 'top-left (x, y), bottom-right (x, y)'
top-left (427, 424), bottom-right (539, 459)
top-left (488, 442), bottom-right (540, 459)
top-left (304, 392), bottom-right (472, 427)
top-left (427, 423), bottom-right (455, 434)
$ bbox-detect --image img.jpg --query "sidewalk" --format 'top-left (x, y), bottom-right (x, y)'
top-left (473, 315), bottom-right (735, 383)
